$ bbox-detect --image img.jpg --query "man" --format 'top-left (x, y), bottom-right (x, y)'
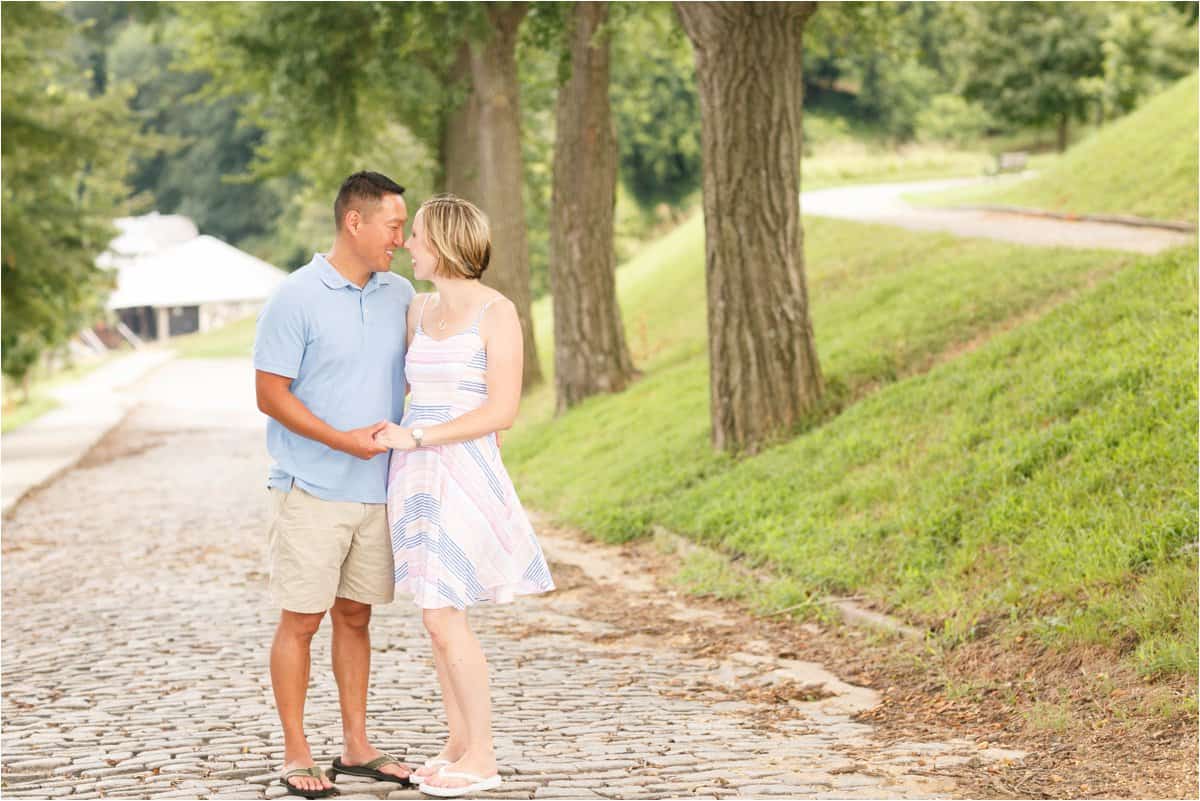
top-left (254, 171), bottom-right (415, 798)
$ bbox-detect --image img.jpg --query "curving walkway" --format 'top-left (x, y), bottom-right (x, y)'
top-left (801, 177), bottom-right (1196, 254)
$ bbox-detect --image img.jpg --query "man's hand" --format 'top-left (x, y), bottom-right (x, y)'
top-left (374, 422), bottom-right (417, 451)
top-left (342, 421), bottom-right (390, 460)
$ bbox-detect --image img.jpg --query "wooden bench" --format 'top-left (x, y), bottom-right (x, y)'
top-left (993, 150), bottom-right (1029, 173)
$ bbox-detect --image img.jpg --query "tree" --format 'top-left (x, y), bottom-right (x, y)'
top-left (958, 2), bottom-right (1104, 152)
top-left (1, 4), bottom-right (144, 388)
top-left (675, 2), bottom-right (824, 453)
top-left (548, 2), bottom-right (637, 412)
top-left (1091, 3), bottom-right (1198, 120)
top-left (468, 3), bottom-right (544, 391)
top-left (106, 16), bottom-right (283, 246)
top-left (801, 3), bottom-right (964, 144)
top-left (182, 2), bottom-right (545, 390)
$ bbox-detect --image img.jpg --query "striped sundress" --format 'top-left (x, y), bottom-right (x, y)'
top-left (385, 294), bottom-right (554, 610)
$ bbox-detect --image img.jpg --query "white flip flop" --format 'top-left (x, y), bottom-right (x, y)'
top-left (410, 759), bottom-right (452, 785)
top-left (418, 769), bottom-right (502, 797)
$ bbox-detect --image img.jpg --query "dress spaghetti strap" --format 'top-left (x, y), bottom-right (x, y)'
top-left (416, 293), bottom-right (436, 334)
top-left (474, 296), bottom-right (503, 337)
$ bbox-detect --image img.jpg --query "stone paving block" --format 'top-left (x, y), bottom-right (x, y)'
top-left (593, 785), bottom-right (651, 799)
top-left (1, 788), bottom-right (75, 798)
top-left (4, 757), bottom-right (72, 772)
top-left (535, 788), bottom-right (604, 799)
top-left (0, 380), bottom-right (1020, 801)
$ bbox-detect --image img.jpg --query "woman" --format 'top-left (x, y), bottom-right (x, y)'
top-left (375, 194), bottom-right (554, 798)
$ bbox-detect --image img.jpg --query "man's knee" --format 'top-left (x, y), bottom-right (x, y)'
top-left (278, 609), bottom-right (325, 640)
top-left (330, 597), bottom-right (372, 631)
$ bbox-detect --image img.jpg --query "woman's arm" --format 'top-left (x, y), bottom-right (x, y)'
top-left (377, 297), bottom-right (522, 450)
top-left (403, 293), bottom-right (425, 398)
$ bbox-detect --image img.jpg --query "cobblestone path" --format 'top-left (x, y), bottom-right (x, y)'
top-left (2, 360), bottom-right (1022, 800)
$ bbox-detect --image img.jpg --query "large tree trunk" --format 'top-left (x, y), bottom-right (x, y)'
top-left (1056, 113), bottom-right (1069, 153)
top-left (548, 2), bottom-right (636, 413)
top-left (441, 42), bottom-right (482, 198)
top-left (469, 2), bottom-right (543, 391)
top-left (676, 2), bottom-right (823, 453)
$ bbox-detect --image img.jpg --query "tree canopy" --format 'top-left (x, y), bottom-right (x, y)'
top-left (1, 3), bottom-right (148, 385)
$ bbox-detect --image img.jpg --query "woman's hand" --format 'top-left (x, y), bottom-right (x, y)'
top-left (374, 422), bottom-right (417, 451)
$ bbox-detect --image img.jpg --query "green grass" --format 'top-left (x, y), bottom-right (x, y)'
top-left (1, 395), bottom-right (59, 433)
top-left (1, 352), bottom-right (126, 433)
top-left (909, 73), bottom-right (1199, 223)
top-left (507, 213), bottom-right (1197, 675)
top-left (171, 315), bottom-right (258, 359)
top-left (803, 143), bottom-right (994, 189)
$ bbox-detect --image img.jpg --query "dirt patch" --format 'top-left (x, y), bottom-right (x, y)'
top-left (76, 422), bottom-right (166, 469)
top-left (535, 520), bottom-right (1199, 799)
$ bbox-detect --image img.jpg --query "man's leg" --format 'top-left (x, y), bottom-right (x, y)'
top-left (331, 597), bottom-right (412, 780)
top-left (271, 609), bottom-right (333, 794)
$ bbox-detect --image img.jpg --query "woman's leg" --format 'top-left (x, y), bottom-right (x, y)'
top-left (422, 607), bottom-right (498, 789)
top-left (413, 646), bottom-right (470, 779)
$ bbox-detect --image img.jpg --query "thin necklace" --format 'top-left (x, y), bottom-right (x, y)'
top-left (436, 296), bottom-right (448, 330)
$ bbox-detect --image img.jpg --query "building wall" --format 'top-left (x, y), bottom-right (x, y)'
top-left (114, 300), bottom-right (263, 342)
top-left (199, 301), bottom-right (262, 335)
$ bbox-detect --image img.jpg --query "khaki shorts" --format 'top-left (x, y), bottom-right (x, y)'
top-left (266, 487), bottom-right (395, 613)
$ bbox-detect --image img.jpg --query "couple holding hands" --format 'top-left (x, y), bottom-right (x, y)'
top-left (254, 171), bottom-right (554, 799)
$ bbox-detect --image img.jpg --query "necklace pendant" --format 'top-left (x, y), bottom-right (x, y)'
top-left (437, 319), bottom-right (447, 331)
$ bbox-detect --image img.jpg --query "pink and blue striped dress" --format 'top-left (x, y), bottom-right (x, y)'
top-left (386, 295), bottom-right (554, 609)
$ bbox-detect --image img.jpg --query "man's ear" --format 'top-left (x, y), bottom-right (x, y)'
top-left (345, 209), bottom-right (361, 235)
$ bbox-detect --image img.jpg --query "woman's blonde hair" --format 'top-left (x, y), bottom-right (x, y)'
top-left (415, 194), bottom-right (491, 280)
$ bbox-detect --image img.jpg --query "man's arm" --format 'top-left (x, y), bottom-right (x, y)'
top-left (256, 371), bottom-right (387, 460)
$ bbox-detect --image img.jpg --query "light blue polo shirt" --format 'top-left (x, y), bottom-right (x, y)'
top-left (254, 253), bottom-right (414, 503)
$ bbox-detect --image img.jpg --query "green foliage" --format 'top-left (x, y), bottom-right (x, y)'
top-left (0, 4), bottom-right (145, 384)
top-left (804, 3), bottom-right (967, 143)
top-left (506, 210), bottom-right (1198, 674)
top-left (610, 3), bottom-right (701, 208)
top-left (252, 123), bottom-right (439, 272)
top-left (105, 15), bottom-right (284, 246)
top-left (958, 2), bottom-right (1105, 145)
top-left (179, 3), bottom-right (464, 184)
top-left (1088, 3), bottom-right (1198, 118)
top-left (517, 20), bottom-right (561, 300)
top-left (915, 72), bottom-right (1200, 223)
top-left (915, 94), bottom-right (993, 147)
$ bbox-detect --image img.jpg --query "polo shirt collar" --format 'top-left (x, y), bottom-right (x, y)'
top-left (312, 253), bottom-right (395, 293)
top-left (314, 254), bottom-right (352, 290)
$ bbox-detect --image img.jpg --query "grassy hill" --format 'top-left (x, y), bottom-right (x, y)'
top-left (508, 214), bottom-right (1197, 678)
top-left (911, 73), bottom-right (1199, 223)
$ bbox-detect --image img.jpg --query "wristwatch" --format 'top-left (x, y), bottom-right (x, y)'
top-left (411, 427), bottom-right (425, 448)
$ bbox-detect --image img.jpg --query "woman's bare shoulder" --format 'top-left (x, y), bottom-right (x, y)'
top-left (408, 292), bottom-right (434, 315)
top-left (482, 292), bottom-right (515, 314)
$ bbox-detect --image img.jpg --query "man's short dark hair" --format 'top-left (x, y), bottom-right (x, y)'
top-left (334, 171), bottom-right (406, 230)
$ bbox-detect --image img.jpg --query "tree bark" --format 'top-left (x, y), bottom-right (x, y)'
top-left (1057, 113), bottom-right (1069, 153)
top-left (469, 2), bottom-right (543, 391)
top-left (675, 1), bottom-right (823, 453)
top-left (548, 2), bottom-right (636, 413)
top-left (441, 42), bottom-right (482, 199)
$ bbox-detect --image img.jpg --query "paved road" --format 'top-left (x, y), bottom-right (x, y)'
top-left (1, 348), bottom-right (175, 515)
top-left (801, 177), bottom-right (1196, 254)
top-left (2, 359), bottom-right (1023, 800)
